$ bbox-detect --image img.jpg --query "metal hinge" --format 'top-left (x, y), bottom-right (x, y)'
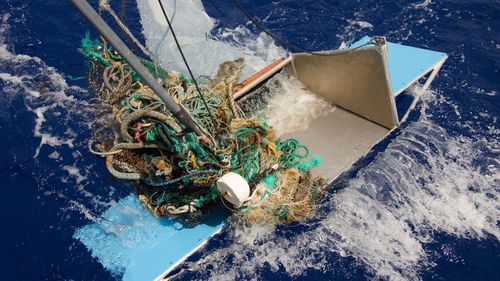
top-left (372, 36), bottom-right (387, 46)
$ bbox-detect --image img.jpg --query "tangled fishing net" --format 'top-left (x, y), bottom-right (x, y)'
top-left (81, 34), bottom-right (327, 225)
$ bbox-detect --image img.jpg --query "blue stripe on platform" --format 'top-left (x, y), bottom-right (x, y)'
top-left (74, 195), bottom-right (225, 280)
top-left (351, 36), bottom-right (447, 95)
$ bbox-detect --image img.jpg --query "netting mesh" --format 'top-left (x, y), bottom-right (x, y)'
top-left (81, 34), bottom-right (326, 224)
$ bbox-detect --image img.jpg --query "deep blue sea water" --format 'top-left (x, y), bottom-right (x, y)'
top-left (0, 0), bottom-right (498, 280)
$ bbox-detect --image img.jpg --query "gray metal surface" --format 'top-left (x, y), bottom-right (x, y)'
top-left (283, 105), bottom-right (389, 179)
top-left (287, 46), bottom-right (398, 129)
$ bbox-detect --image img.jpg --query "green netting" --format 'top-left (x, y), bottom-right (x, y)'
top-left (82, 34), bottom-right (326, 224)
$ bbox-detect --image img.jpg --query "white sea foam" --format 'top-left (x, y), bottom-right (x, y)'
top-left (412, 0), bottom-right (434, 10)
top-left (321, 123), bottom-right (499, 280)
top-left (32, 106), bottom-right (75, 157)
top-left (347, 20), bottom-right (374, 29)
top-left (136, 0), bottom-right (286, 79)
top-left (172, 88), bottom-right (499, 281)
top-left (0, 72), bottom-right (25, 88)
top-left (257, 72), bottom-right (334, 136)
top-left (0, 39), bottom-right (79, 157)
top-left (48, 151), bottom-right (60, 159)
top-left (0, 12), bottom-right (109, 209)
top-left (62, 164), bottom-right (87, 184)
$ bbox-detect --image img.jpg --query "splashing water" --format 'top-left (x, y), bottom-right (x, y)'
top-left (136, 0), bottom-right (286, 78)
top-left (1, 0), bottom-right (498, 280)
top-left (171, 88), bottom-right (499, 281)
top-left (259, 72), bottom-right (334, 136)
top-left (239, 71), bottom-right (335, 136)
top-left (0, 11), bottom-right (116, 217)
top-left (74, 1), bottom-right (499, 280)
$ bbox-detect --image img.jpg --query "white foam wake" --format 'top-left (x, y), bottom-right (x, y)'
top-left (241, 72), bottom-right (335, 136)
top-left (0, 13), bottom-right (81, 155)
top-left (136, 0), bottom-right (286, 79)
top-left (0, 12), bottom-right (111, 211)
top-left (171, 87), bottom-right (499, 281)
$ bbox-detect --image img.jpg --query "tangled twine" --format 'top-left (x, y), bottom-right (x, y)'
top-left (81, 35), bottom-right (326, 224)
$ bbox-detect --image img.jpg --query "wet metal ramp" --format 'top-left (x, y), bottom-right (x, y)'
top-left (283, 105), bottom-right (389, 180)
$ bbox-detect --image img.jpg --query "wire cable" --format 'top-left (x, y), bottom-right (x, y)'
top-left (157, 0), bottom-right (218, 132)
top-left (234, 0), bottom-right (374, 56)
top-left (153, 0), bottom-right (177, 77)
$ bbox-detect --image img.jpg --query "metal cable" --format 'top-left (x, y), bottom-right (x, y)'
top-left (157, 0), bottom-right (218, 132)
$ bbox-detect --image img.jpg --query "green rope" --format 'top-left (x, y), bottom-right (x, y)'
top-left (81, 34), bottom-right (325, 221)
top-left (144, 169), bottom-right (220, 187)
top-left (277, 138), bottom-right (309, 168)
top-left (67, 75), bottom-right (86, 81)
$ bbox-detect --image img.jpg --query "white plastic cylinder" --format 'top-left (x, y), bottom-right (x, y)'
top-left (216, 172), bottom-right (250, 207)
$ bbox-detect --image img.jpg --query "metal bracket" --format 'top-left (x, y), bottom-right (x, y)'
top-left (372, 36), bottom-right (387, 46)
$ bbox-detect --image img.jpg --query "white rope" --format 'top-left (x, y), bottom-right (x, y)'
top-left (99, 0), bottom-right (152, 58)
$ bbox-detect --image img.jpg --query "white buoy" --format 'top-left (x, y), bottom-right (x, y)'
top-left (216, 172), bottom-right (250, 207)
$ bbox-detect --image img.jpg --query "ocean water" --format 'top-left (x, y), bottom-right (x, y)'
top-left (0, 0), bottom-right (498, 280)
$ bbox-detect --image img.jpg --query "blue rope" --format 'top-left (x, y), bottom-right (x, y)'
top-left (143, 169), bottom-right (220, 187)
